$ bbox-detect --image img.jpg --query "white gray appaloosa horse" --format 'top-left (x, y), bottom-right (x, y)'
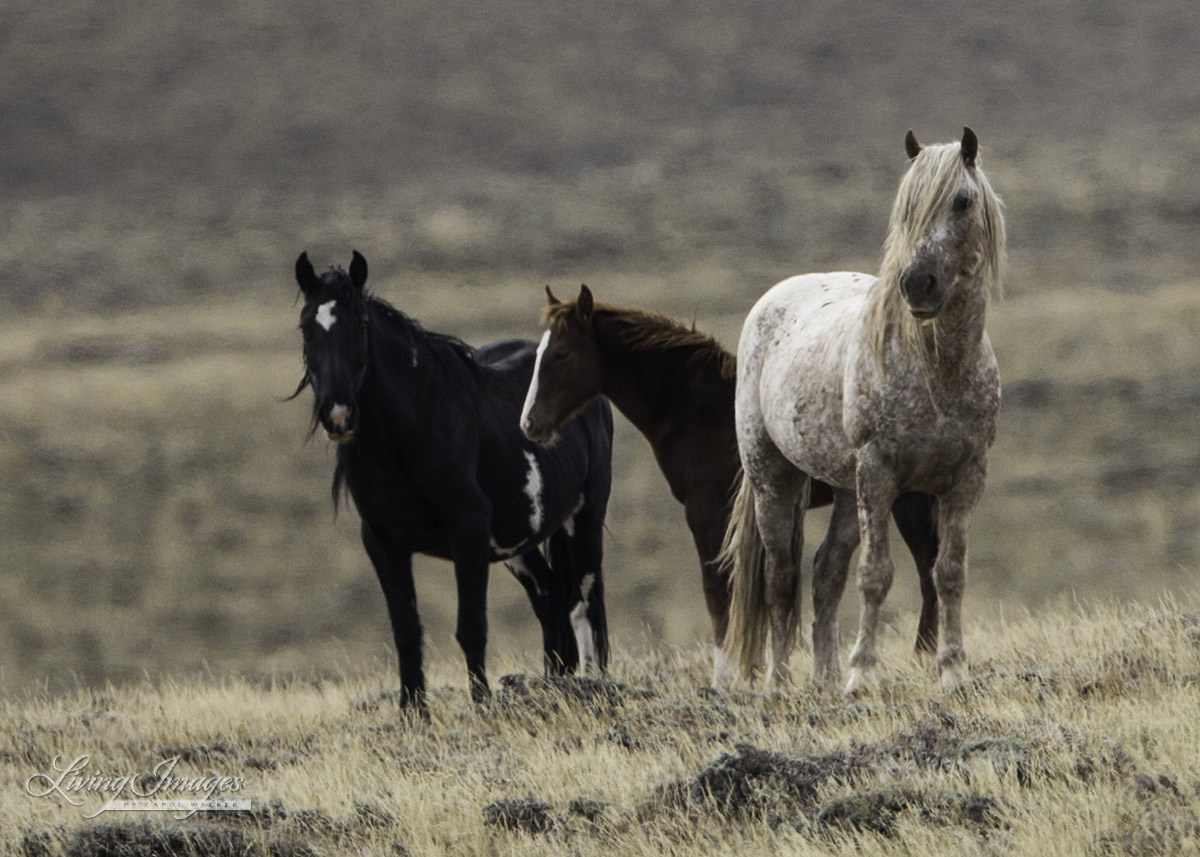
top-left (722, 127), bottom-right (1006, 694)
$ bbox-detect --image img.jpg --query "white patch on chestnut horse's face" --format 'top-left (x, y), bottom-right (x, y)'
top-left (520, 330), bottom-right (552, 435)
top-left (315, 300), bottom-right (337, 331)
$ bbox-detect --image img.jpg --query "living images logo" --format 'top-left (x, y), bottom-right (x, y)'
top-left (25, 754), bottom-right (250, 819)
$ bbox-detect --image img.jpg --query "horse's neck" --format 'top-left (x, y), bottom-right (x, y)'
top-left (913, 277), bottom-right (991, 383)
top-left (594, 319), bottom-right (716, 441)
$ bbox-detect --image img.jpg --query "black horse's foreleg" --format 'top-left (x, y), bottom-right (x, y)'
top-left (891, 492), bottom-right (940, 655)
top-left (451, 531), bottom-right (492, 703)
top-left (361, 522), bottom-right (426, 715)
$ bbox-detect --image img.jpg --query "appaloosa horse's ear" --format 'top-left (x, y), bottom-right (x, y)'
top-left (295, 251), bottom-right (317, 297)
top-left (904, 129), bottom-right (922, 159)
top-left (349, 250), bottom-right (368, 290)
top-left (960, 127), bottom-right (978, 167)
top-left (576, 284), bottom-right (594, 322)
top-left (545, 285), bottom-right (560, 306)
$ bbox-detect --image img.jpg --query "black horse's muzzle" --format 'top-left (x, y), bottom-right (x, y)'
top-left (321, 402), bottom-right (356, 443)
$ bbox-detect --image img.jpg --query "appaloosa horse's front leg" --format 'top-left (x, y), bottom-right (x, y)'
top-left (811, 489), bottom-right (859, 690)
top-left (935, 463), bottom-right (986, 689)
top-left (847, 447), bottom-right (899, 695)
top-left (360, 522), bottom-right (427, 716)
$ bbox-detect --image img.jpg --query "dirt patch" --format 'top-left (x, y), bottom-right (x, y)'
top-left (648, 743), bottom-right (870, 822)
top-left (20, 819), bottom-right (316, 857)
top-left (482, 796), bottom-right (556, 834)
top-left (1095, 773), bottom-right (1200, 855)
top-left (815, 787), bottom-right (1006, 838)
top-left (495, 674), bottom-right (655, 714)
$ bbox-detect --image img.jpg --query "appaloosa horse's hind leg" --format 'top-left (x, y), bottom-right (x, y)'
top-left (810, 489), bottom-right (859, 689)
top-left (744, 450), bottom-right (808, 686)
top-left (891, 492), bottom-right (940, 655)
top-left (506, 547), bottom-right (578, 675)
top-left (360, 522), bottom-right (427, 716)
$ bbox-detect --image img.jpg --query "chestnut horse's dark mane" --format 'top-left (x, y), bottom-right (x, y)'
top-left (542, 300), bottom-right (736, 380)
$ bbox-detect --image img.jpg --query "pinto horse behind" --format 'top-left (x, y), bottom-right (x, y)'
top-left (290, 251), bottom-right (613, 715)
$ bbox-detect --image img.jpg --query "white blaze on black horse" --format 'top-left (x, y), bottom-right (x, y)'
top-left (290, 251), bottom-right (614, 714)
top-left (519, 284), bottom-right (940, 685)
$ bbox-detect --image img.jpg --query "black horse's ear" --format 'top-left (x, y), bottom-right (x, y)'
top-left (295, 251), bottom-right (317, 297)
top-left (904, 129), bottom-right (922, 159)
top-left (545, 285), bottom-right (560, 306)
top-left (576, 284), bottom-right (594, 322)
top-left (349, 250), bottom-right (368, 290)
top-left (960, 127), bottom-right (978, 167)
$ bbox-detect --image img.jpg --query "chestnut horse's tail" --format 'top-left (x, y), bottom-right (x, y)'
top-left (718, 471), bottom-right (806, 679)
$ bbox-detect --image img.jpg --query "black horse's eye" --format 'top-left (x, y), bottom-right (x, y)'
top-left (952, 192), bottom-right (973, 212)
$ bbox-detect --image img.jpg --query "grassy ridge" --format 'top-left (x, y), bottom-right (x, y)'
top-left (4, 599), bottom-right (1199, 854)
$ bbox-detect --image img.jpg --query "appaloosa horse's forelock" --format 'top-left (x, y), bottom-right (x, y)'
top-left (724, 127), bottom-right (1004, 694)
top-left (520, 283), bottom-right (941, 685)
top-left (291, 252), bottom-right (614, 716)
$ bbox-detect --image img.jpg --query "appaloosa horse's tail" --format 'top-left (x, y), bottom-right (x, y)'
top-left (719, 472), bottom-right (804, 678)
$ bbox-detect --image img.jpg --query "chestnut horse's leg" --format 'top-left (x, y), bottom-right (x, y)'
top-left (891, 492), bottom-right (940, 655)
top-left (811, 489), bottom-right (859, 689)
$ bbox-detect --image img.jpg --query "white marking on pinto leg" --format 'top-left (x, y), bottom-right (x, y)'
top-left (571, 572), bottom-right (598, 676)
top-left (523, 452), bottom-right (544, 534)
top-left (316, 300), bottom-right (337, 331)
top-left (520, 330), bottom-right (552, 434)
top-left (563, 494), bottom-right (585, 537)
top-left (504, 556), bottom-right (545, 597)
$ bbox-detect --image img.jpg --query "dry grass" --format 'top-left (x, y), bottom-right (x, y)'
top-left (4, 599), bottom-right (1199, 855)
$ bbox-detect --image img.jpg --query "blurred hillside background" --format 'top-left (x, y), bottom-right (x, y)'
top-left (1, 0), bottom-right (1198, 692)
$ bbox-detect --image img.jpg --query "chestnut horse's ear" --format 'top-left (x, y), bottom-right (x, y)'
top-left (545, 285), bottom-right (560, 306)
top-left (904, 129), bottom-right (922, 159)
top-left (295, 251), bottom-right (317, 297)
top-left (960, 127), bottom-right (978, 167)
top-left (576, 284), bottom-right (594, 322)
top-left (349, 250), bottom-right (368, 291)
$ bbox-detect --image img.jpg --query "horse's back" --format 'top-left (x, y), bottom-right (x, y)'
top-left (475, 338), bottom-right (535, 370)
top-left (739, 272), bottom-right (872, 487)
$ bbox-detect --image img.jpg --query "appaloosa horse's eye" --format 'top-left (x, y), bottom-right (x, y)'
top-left (952, 192), bottom-right (973, 212)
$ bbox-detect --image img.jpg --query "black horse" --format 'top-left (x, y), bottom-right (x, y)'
top-left (291, 251), bottom-right (613, 714)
